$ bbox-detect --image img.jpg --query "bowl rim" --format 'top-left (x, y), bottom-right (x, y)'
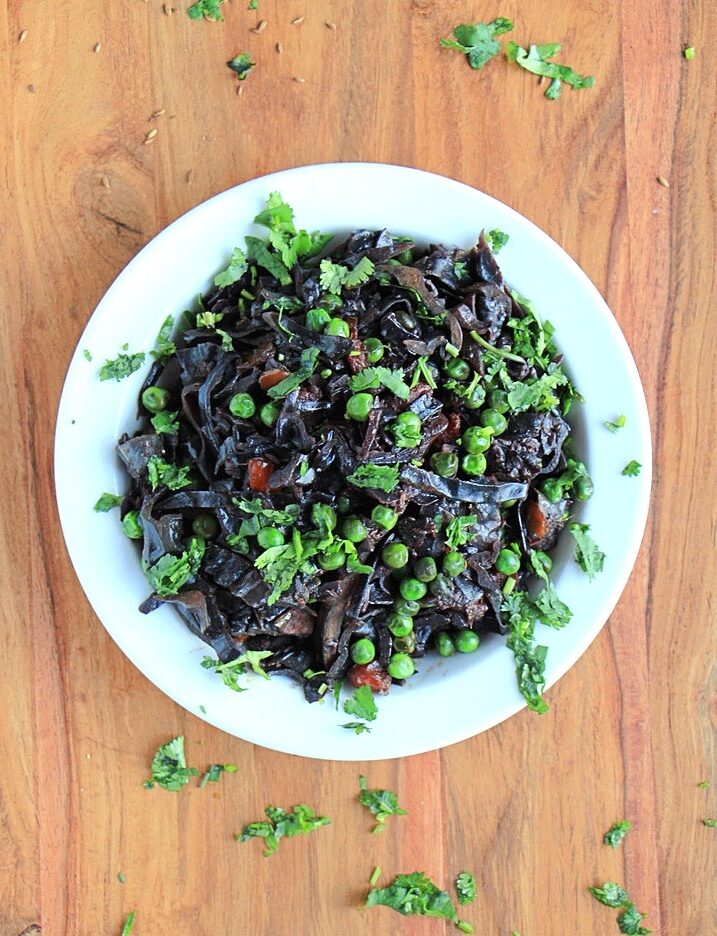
top-left (54, 161), bottom-right (652, 760)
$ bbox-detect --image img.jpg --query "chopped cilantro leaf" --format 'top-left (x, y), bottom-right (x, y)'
top-left (319, 257), bottom-right (375, 295)
top-left (99, 349), bottom-right (145, 382)
top-left (604, 819), bottom-right (632, 848)
top-left (227, 52), bottom-right (255, 80)
top-left (440, 18), bottom-right (513, 69)
top-left (342, 721), bottom-right (371, 734)
top-left (455, 871), bottom-right (476, 905)
top-left (201, 650), bottom-right (272, 691)
top-left (187, 0), bottom-right (225, 20)
top-left (248, 0), bottom-right (257, 8)
top-left (214, 247), bottom-right (249, 288)
top-left (198, 762), bottom-right (237, 788)
top-left (366, 871), bottom-right (461, 924)
top-left (506, 364), bottom-right (568, 412)
top-left (589, 882), bottom-right (629, 908)
top-left (145, 537), bottom-right (205, 597)
top-left (245, 236), bottom-right (291, 284)
top-left (506, 42), bottom-right (595, 99)
top-left (143, 736), bottom-right (198, 791)
top-left (343, 685), bottom-right (378, 722)
top-left (569, 523), bottom-right (605, 580)
top-left (151, 410), bottom-right (179, 434)
top-left (253, 192), bottom-right (331, 269)
top-left (146, 456), bottom-right (192, 491)
top-left (618, 903), bottom-right (652, 934)
top-left (94, 492), bottom-right (123, 512)
top-left (120, 912), bottom-right (136, 936)
top-left (83, 349), bottom-right (92, 362)
top-left (703, 818), bottom-right (717, 827)
top-left (698, 780), bottom-right (710, 789)
top-left (151, 315), bottom-right (176, 363)
top-left (349, 365), bottom-right (410, 400)
top-left (117, 872), bottom-right (125, 884)
top-left (684, 46), bottom-right (695, 60)
top-left (445, 515), bottom-right (478, 549)
top-left (346, 462), bottom-right (400, 493)
top-left (622, 460), bottom-right (642, 477)
top-left (358, 774), bottom-right (407, 832)
top-left (605, 414), bottom-right (627, 433)
top-left (502, 592), bottom-right (549, 713)
top-left (237, 804), bottom-right (330, 856)
top-left (485, 229), bottom-right (509, 253)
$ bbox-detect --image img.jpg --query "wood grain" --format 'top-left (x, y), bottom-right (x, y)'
top-left (1, 1), bottom-right (715, 933)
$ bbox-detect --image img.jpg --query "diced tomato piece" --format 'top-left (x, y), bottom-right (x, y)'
top-left (525, 498), bottom-right (549, 542)
top-left (259, 369), bottom-right (290, 390)
top-left (347, 661), bottom-right (391, 694)
top-left (247, 457), bottom-right (274, 492)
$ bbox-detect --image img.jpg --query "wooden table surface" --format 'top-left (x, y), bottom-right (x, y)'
top-left (2, 1), bottom-right (715, 934)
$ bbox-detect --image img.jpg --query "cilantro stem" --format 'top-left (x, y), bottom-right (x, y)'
top-left (469, 330), bottom-right (525, 364)
top-left (369, 866), bottom-right (382, 886)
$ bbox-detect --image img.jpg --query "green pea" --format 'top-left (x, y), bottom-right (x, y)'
top-left (311, 502), bottom-right (337, 531)
top-left (442, 551), bottom-right (466, 577)
top-left (346, 392), bottom-right (374, 421)
top-left (191, 513), bottom-right (219, 538)
top-left (318, 550), bottom-right (346, 571)
top-left (394, 411), bottom-right (422, 432)
top-left (399, 577), bottom-right (427, 602)
top-left (541, 478), bottom-right (563, 503)
top-left (364, 337), bottom-right (385, 364)
top-left (371, 505), bottom-right (398, 530)
top-left (260, 402), bottom-right (281, 427)
top-left (435, 631), bottom-right (456, 657)
top-left (495, 548), bottom-right (520, 575)
top-left (430, 451), bottom-right (459, 478)
top-left (414, 556), bottom-right (438, 582)
top-left (257, 527), bottom-right (285, 549)
top-left (306, 308), bottom-right (332, 332)
top-left (228, 392), bottom-right (256, 419)
top-left (141, 386), bottom-right (170, 413)
top-left (574, 474), bottom-right (594, 501)
top-left (387, 614), bottom-right (413, 638)
top-left (462, 426), bottom-right (492, 455)
top-left (350, 638), bottom-right (376, 665)
top-left (444, 358), bottom-right (471, 380)
top-left (455, 629), bottom-right (480, 653)
top-left (382, 542), bottom-right (409, 569)
top-left (479, 408), bottom-right (508, 434)
top-left (325, 318), bottom-right (350, 338)
top-left (393, 598), bottom-right (421, 617)
top-left (121, 510), bottom-right (143, 540)
top-left (462, 453), bottom-right (487, 476)
top-left (342, 516), bottom-right (368, 543)
top-left (486, 390), bottom-right (510, 413)
top-left (429, 573), bottom-right (453, 598)
top-left (464, 383), bottom-right (486, 410)
top-left (387, 652), bottom-right (415, 680)
top-left (393, 631), bottom-right (416, 653)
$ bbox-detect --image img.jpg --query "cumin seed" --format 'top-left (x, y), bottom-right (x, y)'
top-left (100, 175), bottom-right (111, 189)
top-left (291, 15), bottom-right (304, 25)
top-left (93, 42), bottom-right (102, 53)
top-left (186, 169), bottom-right (195, 184)
top-left (19, 29), bottom-right (28, 44)
top-left (276, 42), bottom-right (283, 53)
top-left (656, 175), bottom-right (670, 188)
top-left (150, 108), bottom-right (166, 119)
top-left (144, 128), bottom-right (158, 144)
top-left (325, 21), bottom-right (336, 30)
top-left (293, 76), bottom-right (305, 83)
top-left (251, 20), bottom-right (267, 33)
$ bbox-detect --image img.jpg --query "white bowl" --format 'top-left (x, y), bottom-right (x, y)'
top-left (54, 163), bottom-right (651, 760)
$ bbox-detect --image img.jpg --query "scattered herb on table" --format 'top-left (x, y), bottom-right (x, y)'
top-left (94, 492), bottom-right (123, 512)
top-left (366, 871), bottom-right (472, 932)
top-left (227, 53), bottom-right (255, 81)
top-left (589, 882), bottom-right (651, 934)
top-left (618, 903), bottom-right (652, 934)
top-left (683, 46), bottom-right (695, 59)
top-left (201, 650), bottom-right (272, 691)
top-left (198, 762), bottom-right (237, 788)
top-left (590, 882), bottom-right (630, 907)
top-left (187, 0), bottom-right (225, 20)
top-left (120, 911), bottom-right (136, 936)
top-left (358, 774), bottom-right (407, 833)
top-left (117, 872), bottom-right (125, 884)
top-left (703, 818), bottom-right (717, 827)
top-left (439, 18), bottom-right (513, 69)
top-left (237, 804), bottom-right (330, 856)
top-left (454, 871), bottom-right (476, 905)
top-left (248, 0), bottom-right (258, 8)
top-left (622, 460), bottom-right (642, 477)
top-left (604, 820), bottom-right (632, 848)
top-left (485, 229), bottom-right (509, 253)
top-left (569, 523), bottom-right (606, 580)
top-left (605, 414), bottom-right (626, 433)
top-left (506, 41), bottom-right (595, 100)
top-left (100, 349), bottom-right (145, 382)
top-left (698, 780), bottom-right (710, 789)
top-left (144, 736), bottom-right (198, 791)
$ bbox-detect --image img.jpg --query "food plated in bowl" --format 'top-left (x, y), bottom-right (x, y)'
top-left (54, 163), bottom-right (651, 759)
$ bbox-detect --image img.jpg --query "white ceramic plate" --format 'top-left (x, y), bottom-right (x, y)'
top-left (55, 163), bottom-right (651, 760)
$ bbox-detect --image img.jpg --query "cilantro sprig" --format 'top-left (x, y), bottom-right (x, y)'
top-left (187, 0), bottom-right (225, 21)
top-left (604, 820), bottom-right (632, 848)
top-left (342, 686), bottom-right (378, 733)
top-left (349, 365), bottom-right (410, 400)
top-left (366, 871), bottom-right (473, 932)
top-left (99, 349), bottom-right (145, 382)
top-left (506, 41), bottom-right (595, 100)
top-left (145, 537), bottom-right (205, 597)
top-left (94, 492), bottom-right (123, 512)
top-left (227, 52), bottom-right (255, 81)
top-left (319, 257), bottom-right (375, 295)
top-left (455, 871), bottom-right (476, 905)
top-left (358, 774), bottom-right (406, 833)
top-left (237, 804), bottom-right (330, 856)
top-left (569, 523), bottom-right (605, 580)
top-left (146, 456), bottom-right (192, 491)
top-left (346, 463), bottom-right (400, 493)
top-left (201, 650), bottom-right (272, 691)
top-left (589, 881), bottom-right (651, 934)
top-left (622, 460), bottom-right (642, 477)
top-left (143, 736), bottom-right (198, 791)
top-left (440, 18), bottom-right (513, 69)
